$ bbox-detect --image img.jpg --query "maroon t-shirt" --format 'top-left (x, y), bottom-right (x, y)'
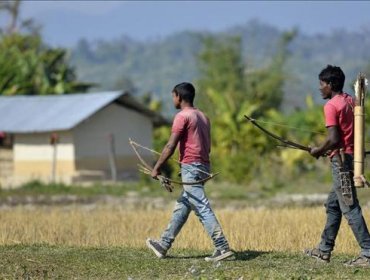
top-left (171, 107), bottom-right (210, 164)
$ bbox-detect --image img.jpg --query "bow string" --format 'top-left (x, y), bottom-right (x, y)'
top-left (244, 115), bottom-right (311, 152)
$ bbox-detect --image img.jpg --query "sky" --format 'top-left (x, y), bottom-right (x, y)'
top-left (15, 1), bottom-right (370, 47)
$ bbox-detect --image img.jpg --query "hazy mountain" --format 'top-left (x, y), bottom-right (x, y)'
top-left (69, 20), bottom-right (370, 113)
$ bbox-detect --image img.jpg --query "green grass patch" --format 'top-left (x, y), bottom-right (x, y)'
top-left (0, 179), bottom-right (167, 198)
top-left (0, 244), bottom-right (368, 279)
top-left (1, 178), bottom-right (370, 208)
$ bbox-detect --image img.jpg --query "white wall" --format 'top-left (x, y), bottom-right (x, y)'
top-left (12, 131), bottom-right (75, 185)
top-left (15, 132), bottom-right (74, 161)
top-left (73, 103), bottom-right (153, 175)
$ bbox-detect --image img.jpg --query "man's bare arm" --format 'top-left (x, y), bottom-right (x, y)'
top-left (310, 126), bottom-right (340, 158)
top-left (151, 132), bottom-right (180, 178)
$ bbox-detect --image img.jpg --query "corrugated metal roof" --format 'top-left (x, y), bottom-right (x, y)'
top-left (0, 91), bottom-right (127, 133)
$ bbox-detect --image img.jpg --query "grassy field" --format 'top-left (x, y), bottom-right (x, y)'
top-left (1, 181), bottom-right (370, 278)
top-left (0, 206), bottom-right (370, 278)
top-left (0, 206), bottom-right (365, 253)
top-left (0, 245), bottom-right (369, 279)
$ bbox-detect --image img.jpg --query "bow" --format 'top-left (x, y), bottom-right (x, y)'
top-left (129, 139), bottom-right (219, 192)
top-left (244, 115), bottom-right (311, 152)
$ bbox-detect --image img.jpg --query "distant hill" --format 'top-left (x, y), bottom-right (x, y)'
top-left (69, 20), bottom-right (370, 113)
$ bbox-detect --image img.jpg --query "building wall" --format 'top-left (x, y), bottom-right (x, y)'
top-left (73, 103), bottom-right (153, 180)
top-left (12, 131), bottom-right (75, 186)
top-left (0, 148), bottom-right (13, 187)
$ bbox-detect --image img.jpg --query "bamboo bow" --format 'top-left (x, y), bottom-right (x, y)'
top-left (129, 139), bottom-right (219, 192)
top-left (244, 115), bottom-right (311, 152)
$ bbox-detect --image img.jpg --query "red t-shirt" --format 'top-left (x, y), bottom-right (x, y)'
top-left (171, 107), bottom-right (210, 164)
top-left (324, 92), bottom-right (354, 156)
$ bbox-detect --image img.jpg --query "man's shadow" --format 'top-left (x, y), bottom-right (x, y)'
top-left (167, 250), bottom-right (269, 261)
top-left (234, 250), bottom-right (269, 261)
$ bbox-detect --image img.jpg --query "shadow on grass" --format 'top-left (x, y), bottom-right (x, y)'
top-left (164, 250), bottom-right (269, 261)
top-left (166, 254), bottom-right (209, 260)
top-left (234, 250), bottom-right (270, 261)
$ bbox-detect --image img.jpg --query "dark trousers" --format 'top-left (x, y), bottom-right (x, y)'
top-left (319, 154), bottom-right (370, 257)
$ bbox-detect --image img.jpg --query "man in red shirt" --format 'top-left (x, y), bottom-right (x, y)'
top-left (146, 82), bottom-right (234, 262)
top-left (305, 65), bottom-right (370, 267)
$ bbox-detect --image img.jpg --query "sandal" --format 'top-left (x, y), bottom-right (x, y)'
top-left (304, 248), bottom-right (331, 263)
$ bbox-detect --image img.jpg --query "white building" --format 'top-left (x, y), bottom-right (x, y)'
top-left (0, 92), bottom-right (168, 187)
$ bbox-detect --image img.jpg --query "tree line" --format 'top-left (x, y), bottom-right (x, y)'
top-left (0, 0), bottom-right (93, 95)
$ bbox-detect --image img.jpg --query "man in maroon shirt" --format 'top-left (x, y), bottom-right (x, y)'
top-left (146, 82), bottom-right (234, 262)
top-left (305, 65), bottom-right (370, 267)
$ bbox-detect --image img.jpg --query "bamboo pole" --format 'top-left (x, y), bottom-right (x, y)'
top-left (353, 73), bottom-right (367, 187)
top-left (354, 106), bottom-right (364, 187)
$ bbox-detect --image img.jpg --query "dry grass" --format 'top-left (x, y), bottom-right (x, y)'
top-left (0, 205), bottom-right (368, 255)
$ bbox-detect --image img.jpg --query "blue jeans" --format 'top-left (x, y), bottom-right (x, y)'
top-left (318, 154), bottom-right (370, 257)
top-left (159, 163), bottom-right (230, 251)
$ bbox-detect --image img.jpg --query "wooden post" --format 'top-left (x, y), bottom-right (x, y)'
top-left (108, 133), bottom-right (117, 182)
top-left (50, 133), bottom-right (58, 183)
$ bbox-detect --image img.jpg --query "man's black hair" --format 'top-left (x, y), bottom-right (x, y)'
top-left (172, 82), bottom-right (195, 104)
top-left (319, 65), bottom-right (345, 92)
